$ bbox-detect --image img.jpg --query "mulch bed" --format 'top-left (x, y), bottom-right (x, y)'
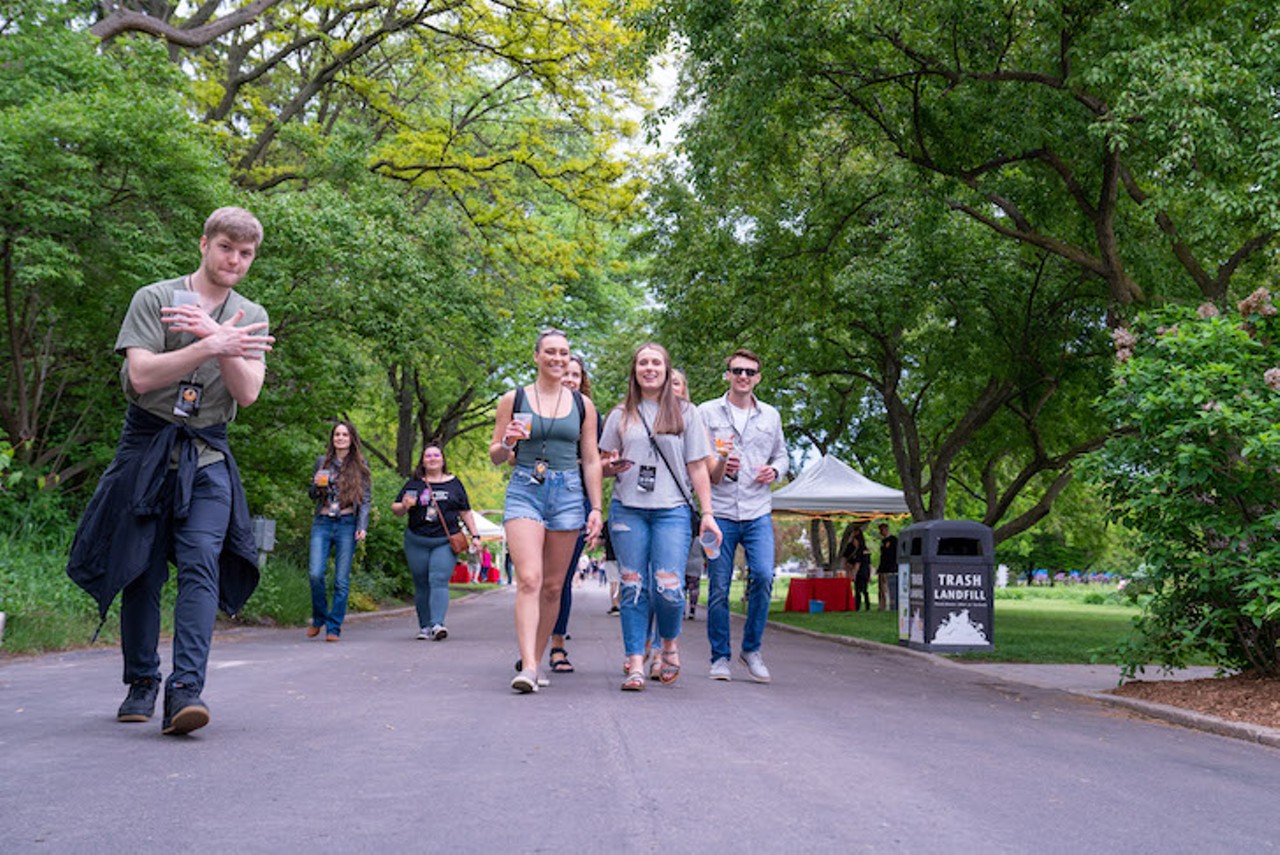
top-left (1110, 671), bottom-right (1280, 730)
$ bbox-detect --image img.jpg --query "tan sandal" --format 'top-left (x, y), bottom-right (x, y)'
top-left (659, 650), bottom-right (681, 685)
top-left (621, 669), bottom-right (646, 691)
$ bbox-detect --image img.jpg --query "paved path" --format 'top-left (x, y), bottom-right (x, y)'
top-left (4, 584), bottom-right (1279, 853)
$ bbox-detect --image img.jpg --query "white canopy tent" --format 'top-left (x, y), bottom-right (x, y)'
top-left (470, 511), bottom-right (505, 541)
top-left (771, 454), bottom-right (910, 520)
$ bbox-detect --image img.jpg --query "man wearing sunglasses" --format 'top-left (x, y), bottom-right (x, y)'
top-left (698, 349), bottom-right (789, 682)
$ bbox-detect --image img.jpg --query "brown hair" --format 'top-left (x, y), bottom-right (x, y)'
top-left (725, 348), bottom-right (762, 370)
top-left (323, 421), bottom-right (371, 508)
top-left (204, 206), bottom-right (263, 248)
top-left (619, 342), bottom-right (685, 435)
top-left (568, 353), bottom-right (593, 399)
top-left (412, 444), bottom-right (451, 480)
top-left (535, 327), bottom-right (569, 353)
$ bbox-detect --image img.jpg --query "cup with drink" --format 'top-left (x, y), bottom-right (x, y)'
top-left (403, 490), bottom-right (418, 507)
top-left (314, 470), bottom-right (331, 488)
top-left (511, 413), bottom-right (533, 441)
top-left (698, 528), bottom-right (721, 560)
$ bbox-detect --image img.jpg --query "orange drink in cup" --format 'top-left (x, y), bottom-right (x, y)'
top-left (315, 470), bottom-right (331, 487)
top-left (512, 413), bottom-right (533, 439)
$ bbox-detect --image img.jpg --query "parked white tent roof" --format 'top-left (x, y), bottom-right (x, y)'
top-left (770, 454), bottom-right (910, 519)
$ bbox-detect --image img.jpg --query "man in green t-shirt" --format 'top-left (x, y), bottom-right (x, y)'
top-left (67, 207), bottom-right (274, 736)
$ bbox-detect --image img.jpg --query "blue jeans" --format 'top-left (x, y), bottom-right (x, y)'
top-left (309, 514), bottom-right (357, 636)
top-left (120, 461), bottom-right (231, 692)
top-left (404, 530), bottom-right (455, 628)
top-left (706, 514), bottom-right (775, 662)
top-left (609, 501), bottom-right (691, 657)
top-left (552, 530), bottom-right (587, 637)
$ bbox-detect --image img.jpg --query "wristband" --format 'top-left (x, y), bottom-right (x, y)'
top-left (501, 438), bottom-right (516, 451)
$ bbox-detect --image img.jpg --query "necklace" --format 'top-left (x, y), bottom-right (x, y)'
top-left (531, 381), bottom-right (564, 450)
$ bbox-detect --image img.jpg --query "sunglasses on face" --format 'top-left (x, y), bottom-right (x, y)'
top-left (729, 367), bottom-right (759, 377)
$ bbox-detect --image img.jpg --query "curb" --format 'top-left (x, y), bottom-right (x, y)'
top-left (762, 614), bottom-right (1280, 749)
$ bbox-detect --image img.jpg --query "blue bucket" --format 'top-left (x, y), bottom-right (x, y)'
top-left (809, 600), bottom-right (825, 614)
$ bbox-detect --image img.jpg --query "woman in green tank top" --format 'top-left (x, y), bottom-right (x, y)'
top-left (490, 329), bottom-right (605, 694)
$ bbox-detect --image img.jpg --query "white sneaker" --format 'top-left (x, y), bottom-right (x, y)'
top-left (511, 670), bottom-right (538, 693)
top-left (739, 650), bottom-right (771, 683)
top-left (709, 657), bottom-right (732, 681)
top-left (431, 624), bottom-right (447, 641)
top-left (536, 673), bottom-right (550, 688)
top-left (416, 627), bottom-right (431, 640)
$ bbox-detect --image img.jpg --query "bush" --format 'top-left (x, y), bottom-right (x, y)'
top-left (1083, 292), bottom-right (1280, 676)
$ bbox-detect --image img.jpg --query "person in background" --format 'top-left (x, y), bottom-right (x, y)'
top-left (481, 542), bottom-right (495, 583)
top-left (491, 329), bottom-right (604, 693)
top-left (877, 522), bottom-right (899, 611)
top-left (392, 444), bottom-right (479, 641)
top-left (843, 528), bottom-right (872, 612)
top-left (307, 421), bottom-right (372, 641)
top-left (67, 207), bottom-right (273, 736)
top-left (546, 353), bottom-right (596, 674)
top-left (671, 369), bottom-right (705, 621)
top-left (601, 343), bottom-right (719, 691)
top-left (467, 535), bottom-right (482, 583)
top-left (699, 348), bottom-right (788, 683)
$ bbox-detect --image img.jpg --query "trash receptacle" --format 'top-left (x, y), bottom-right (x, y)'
top-left (897, 520), bottom-right (994, 653)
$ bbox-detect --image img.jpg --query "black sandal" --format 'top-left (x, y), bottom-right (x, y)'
top-left (549, 647), bottom-right (575, 673)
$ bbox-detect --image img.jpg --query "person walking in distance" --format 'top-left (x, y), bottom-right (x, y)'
top-left (698, 349), bottom-right (788, 683)
top-left (66, 207), bottom-right (273, 735)
top-left (392, 444), bottom-right (480, 641)
top-left (877, 522), bottom-right (899, 611)
top-left (306, 421), bottom-right (372, 641)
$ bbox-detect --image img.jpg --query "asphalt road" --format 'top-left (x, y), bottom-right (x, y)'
top-left (4, 583), bottom-right (1279, 854)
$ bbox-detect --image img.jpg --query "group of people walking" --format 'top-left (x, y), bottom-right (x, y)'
top-left (490, 330), bottom-right (789, 693)
top-left (66, 206), bottom-right (793, 739)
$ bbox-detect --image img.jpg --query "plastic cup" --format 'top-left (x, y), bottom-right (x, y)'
top-left (403, 490), bottom-right (418, 506)
top-left (315, 471), bottom-right (330, 487)
top-left (171, 290), bottom-right (199, 308)
top-left (699, 529), bottom-right (720, 560)
top-left (512, 413), bottom-right (533, 438)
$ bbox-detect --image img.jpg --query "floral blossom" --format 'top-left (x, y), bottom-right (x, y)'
top-left (1265, 367), bottom-right (1280, 392)
top-left (1238, 287), bottom-right (1276, 318)
top-left (1197, 303), bottom-right (1219, 319)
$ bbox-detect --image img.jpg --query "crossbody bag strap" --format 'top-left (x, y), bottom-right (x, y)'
top-left (428, 485), bottom-right (456, 538)
top-left (637, 406), bottom-right (698, 513)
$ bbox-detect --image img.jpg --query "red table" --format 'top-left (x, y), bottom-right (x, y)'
top-left (784, 577), bottom-right (856, 612)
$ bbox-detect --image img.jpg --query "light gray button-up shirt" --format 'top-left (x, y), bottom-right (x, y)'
top-left (697, 393), bottom-right (788, 522)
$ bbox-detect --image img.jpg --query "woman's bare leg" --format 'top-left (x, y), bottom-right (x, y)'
top-left (506, 519), bottom-right (546, 673)
top-left (533, 530), bottom-right (580, 669)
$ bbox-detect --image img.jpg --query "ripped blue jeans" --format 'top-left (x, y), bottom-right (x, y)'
top-left (608, 500), bottom-right (691, 657)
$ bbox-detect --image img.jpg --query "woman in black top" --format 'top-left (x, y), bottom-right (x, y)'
top-left (392, 444), bottom-right (479, 640)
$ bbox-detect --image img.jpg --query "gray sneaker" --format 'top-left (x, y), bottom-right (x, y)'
top-left (430, 624), bottom-right (448, 641)
top-left (416, 627), bottom-right (431, 640)
top-left (709, 657), bottom-right (732, 681)
top-left (739, 650), bottom-right (771, 683)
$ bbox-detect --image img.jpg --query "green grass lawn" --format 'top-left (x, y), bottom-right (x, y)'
top-left (730, 577), bottom-right (1146, 665)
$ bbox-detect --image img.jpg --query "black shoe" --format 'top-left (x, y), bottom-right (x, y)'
top-left (607, 605), bottom-right (620, 615)
top-left (161, 683), bottom-right (210, 736)
top-left (117, 678), bottom-right (159, 722)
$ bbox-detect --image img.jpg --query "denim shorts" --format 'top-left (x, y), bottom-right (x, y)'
top-left (503, 465), bottom-right (585, 531)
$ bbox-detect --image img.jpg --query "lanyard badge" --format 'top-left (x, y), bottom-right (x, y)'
top-left (173, 381), bottom-right (203, 419)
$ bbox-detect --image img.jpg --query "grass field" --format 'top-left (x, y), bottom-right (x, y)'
top-left (731, 577), bottom-right (1145, 665)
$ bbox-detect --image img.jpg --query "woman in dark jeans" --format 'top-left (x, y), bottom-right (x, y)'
top-left (843, 529), bottom-right (873, 611)
top-left (547, 354), bottom-right (597, 673)
top-left (307, 421), bottom-right (372, 641)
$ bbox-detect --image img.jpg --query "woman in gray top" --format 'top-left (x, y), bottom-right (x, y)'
top-left (601, 343), bottom-right (720, 691)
